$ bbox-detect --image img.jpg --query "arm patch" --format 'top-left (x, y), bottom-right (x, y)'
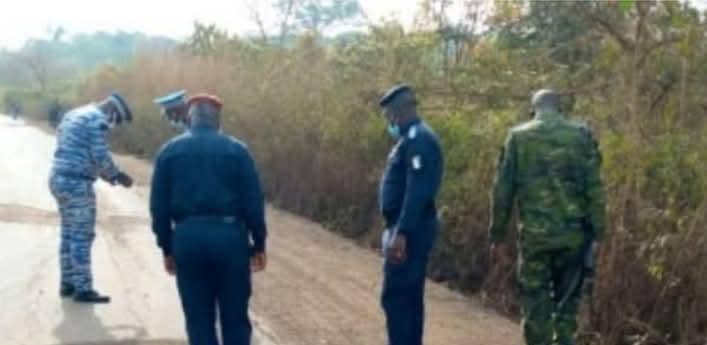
top-left (411, 155), bottom-right (422, 170)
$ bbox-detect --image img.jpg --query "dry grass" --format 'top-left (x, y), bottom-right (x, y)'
top-left (66, 35), bottom-right (707, 345)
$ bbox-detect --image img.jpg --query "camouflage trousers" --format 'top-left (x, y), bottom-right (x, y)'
top-left (49, 175), bottom-right (97, 293)
top-left (519, 247), bottom-right (584, 345)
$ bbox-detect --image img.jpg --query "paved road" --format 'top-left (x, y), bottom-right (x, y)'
top-left (0, 115), bottom-right (520, 345)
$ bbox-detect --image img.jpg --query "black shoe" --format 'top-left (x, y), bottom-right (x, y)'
top-left (60, 283), bottom-right (75, 298)
top-left (73, 290), bottom-right (111, 304)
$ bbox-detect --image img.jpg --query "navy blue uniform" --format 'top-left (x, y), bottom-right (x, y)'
top-left (150, 125), bottom-right (267, 345)
top-left (379, 118), bottom-right (443, 345)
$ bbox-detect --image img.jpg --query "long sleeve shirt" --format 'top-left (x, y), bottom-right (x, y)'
top-left (489, 112), bottom-right (606, 250)
top-left (379, 118), bottom-right (444, 236)
top-left (51, 105), bottom-right (121, 182)
top-left (149, 125), bottom-right (267, 256)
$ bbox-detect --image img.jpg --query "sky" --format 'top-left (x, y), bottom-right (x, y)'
top-left (1, 0), bottom-right (706, 50)
top-left (0, 0), bottom-right (429, 49)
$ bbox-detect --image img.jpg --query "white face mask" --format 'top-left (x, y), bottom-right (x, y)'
top-left (170, 120), bottom-right (187, 131)
top-left (107, 114), bottom-right (117, 129)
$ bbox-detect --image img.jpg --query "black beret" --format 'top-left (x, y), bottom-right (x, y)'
top-left (379, 84), bottom-right (413, 107)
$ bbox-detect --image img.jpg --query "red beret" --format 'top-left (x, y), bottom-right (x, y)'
top-left (187, 93), bottom-right (223, 110)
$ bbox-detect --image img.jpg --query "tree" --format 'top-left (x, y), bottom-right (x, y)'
top-left (15, 40), bottom-right (54, 93)
top-left (416, 0), bottom-right (493, 75)
top-left (185, 22), bottom-right (230, 55)
top-left (295, 0), bottom-right (363, 32)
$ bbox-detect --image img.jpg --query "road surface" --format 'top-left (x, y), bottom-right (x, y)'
top-left (0, 115), bottom-right (520, 345)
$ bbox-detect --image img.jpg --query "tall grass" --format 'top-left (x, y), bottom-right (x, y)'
top-left (70, 29), bottom-right (707, 344)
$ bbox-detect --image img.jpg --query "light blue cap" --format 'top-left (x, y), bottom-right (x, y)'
top-left (154, 90), bottom-right (186, 110)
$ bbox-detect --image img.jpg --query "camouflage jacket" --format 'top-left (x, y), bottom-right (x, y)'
top-left (51, 105), bottom-right (121, 182)
top-left (489, 112), bottom-right (606, 251)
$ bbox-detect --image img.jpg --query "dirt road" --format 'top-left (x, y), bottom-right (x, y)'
top-left (0, 116), bottom-right (520, 345)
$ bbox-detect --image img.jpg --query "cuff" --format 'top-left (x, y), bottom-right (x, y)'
top-left (107, 170), bottom-right (121, 183)
top-left (396, 226), bottom-right (410, 236)
top-left (251, 239), bottom-right (266, 254)
top-left (159, 237), bottom-right (172, 257)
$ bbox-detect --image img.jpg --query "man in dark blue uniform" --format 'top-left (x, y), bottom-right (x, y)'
top-left (149, 94), bottom-right (267, 345)
top-left (379, 85), bottom-right (444, 345)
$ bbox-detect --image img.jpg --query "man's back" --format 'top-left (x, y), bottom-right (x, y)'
top-left (491, 113), bottom-right (604, 251)
top-left (513, 117), bottom-right (592, 219)
top-left (150, 126), bottom-right (267, 255)
top-left (155, 128), bottom-right (253, 220)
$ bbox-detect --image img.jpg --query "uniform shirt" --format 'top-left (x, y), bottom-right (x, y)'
top-left (51, 105), bottom-right (120, 182)
top-left (149, 125), bottom-right (267, 256)
top-left (379, 118), bottom-right (444, 236)
top-left (489, 112), bottom-right (606, 251)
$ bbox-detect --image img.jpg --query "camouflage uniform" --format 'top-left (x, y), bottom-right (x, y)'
top-left (489, 111), bottom-right (606, 345)
top-left (49, 105), bottom-right (122, 293)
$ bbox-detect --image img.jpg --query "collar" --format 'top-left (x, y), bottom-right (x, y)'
top-left (400, 117), bottom-right (421, 136)
top-left (189, 123), bottom-right (219, 133)
top-left (534, 111), bottom-right (565, 121)
top-left (92, 104), bottom-right (113, 128)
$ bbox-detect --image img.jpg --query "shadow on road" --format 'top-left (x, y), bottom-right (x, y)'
top-left (53, 300), bottom-right (116, 344)
top-left (51, 300), bottom-right (175, 345)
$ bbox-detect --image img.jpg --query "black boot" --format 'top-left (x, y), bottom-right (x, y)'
top-left (73, 290), bottom-right (111, 304)
top-left (60, 283), bottom-right (75, 298)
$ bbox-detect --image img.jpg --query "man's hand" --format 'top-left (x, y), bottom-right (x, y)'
top-left (490, 242), bottom-right (512, 266)
top-left (164, 256), bottom-right (176, 276)
top-left (114, 172), bottom-right (133, 188)
top-left (387, 234), bottom-right (407, 264)
top-left (250, 252), bottom-right (267, 273)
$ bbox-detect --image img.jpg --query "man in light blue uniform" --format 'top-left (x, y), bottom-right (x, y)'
top-left (154, 90), bottom-right (188, 130)
top-left (49, 93), bottom-right (134, 303)
top-left (379, 85), bottom-right (444, 345)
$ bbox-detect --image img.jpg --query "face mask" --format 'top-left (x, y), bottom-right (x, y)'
top-left (104, 110), bottom-right (119, 129)
top-left (106, 115), bottom-right (116, 129)
top-left (387, 122), bottom-right (401, 139)
top-left (170, 120), bottom-right (186, 131)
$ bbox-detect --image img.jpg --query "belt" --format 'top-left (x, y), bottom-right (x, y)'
top-left (177, 215), bottom-right (240, 224)
top-left (52, 170), bottom-right (95, 181)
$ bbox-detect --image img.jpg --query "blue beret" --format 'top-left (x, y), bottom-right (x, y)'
top-left (154, 90), bottom-right (186, 110)
top-left (379, 84), bottom-right (413, 107)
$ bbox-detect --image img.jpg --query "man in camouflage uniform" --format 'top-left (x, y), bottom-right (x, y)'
top-left (49, 93), bottom-right (134, 303)
top-left (489, 89), bottom-right (606, 345)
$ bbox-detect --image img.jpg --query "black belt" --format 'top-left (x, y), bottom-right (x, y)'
top-left (177, 215), bottom-right (240, 224)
